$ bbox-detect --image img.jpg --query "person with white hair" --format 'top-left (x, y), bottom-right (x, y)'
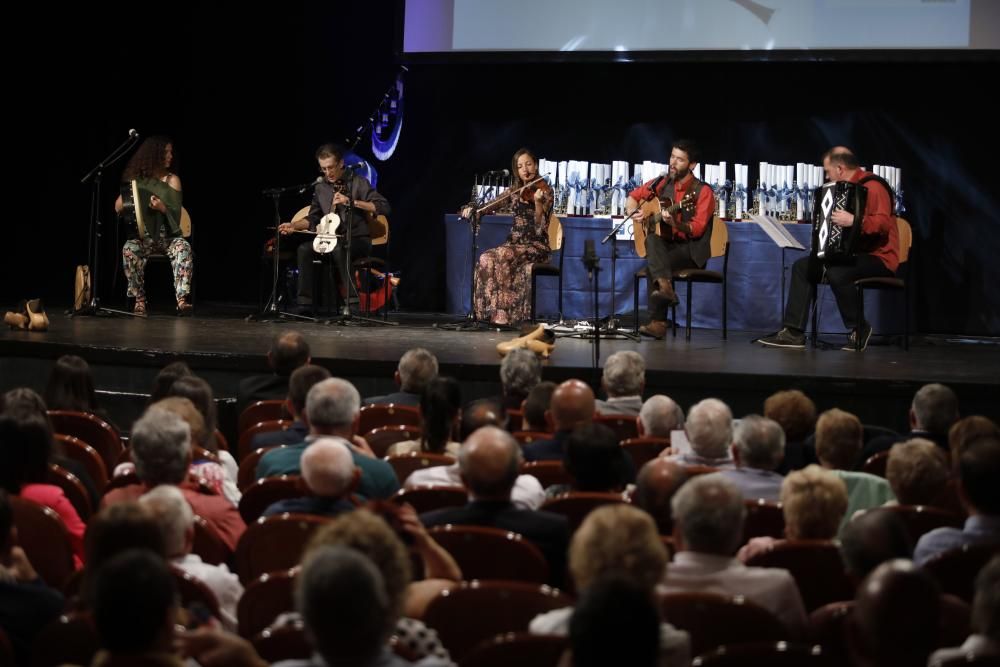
top-left (638, 395), bottom-right (685, 439)
top-left (140, 485), bottom-right (243, 631)
top-left (663, 474), bottom-right (807, 636)
top-left (262, 438), bottom-right (360, 518)
top-left (499, 348), bottom-right (542, 411)
top-left (364, 348), bottom-right (439, 407)
top-left (595, 351), bottom-right (645, 416)
top-left (667, 398), bottom-right (734, 468)
top-left (718, 415), bottom-right (786, 502)
top-left (863, 382), bottom-right (960, 460)
top-left (256, 378), bottom-right (400, 500)
top-left (102, 407), bottom-right (245, 552)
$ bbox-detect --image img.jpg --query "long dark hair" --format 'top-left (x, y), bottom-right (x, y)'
top-left (0, 412), bottom-right (54, 493)
top-left (511, 147), bottom-right (539, 189)
top-left (122, 136), bottom-right (174, 182)
top-left (419, 377), bottom-right (462, 454)
top-left (44, 355), bottom-right (100, 413)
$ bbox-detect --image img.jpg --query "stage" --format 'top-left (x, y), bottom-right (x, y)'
top-left (2, 305), bottom-right (998, 447)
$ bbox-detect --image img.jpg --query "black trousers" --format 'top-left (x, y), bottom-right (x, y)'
top-left (296, 237), bottom-right (372, 308)
top-left (784, 253), bottom-right (893, 332)
top-left (645, 234), bottom-right (698, 320)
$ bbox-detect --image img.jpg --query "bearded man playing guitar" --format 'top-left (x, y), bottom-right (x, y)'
top-left (625, 139), bottom-right (717, 339)
top-left (278, 143), bottom-right (391, 316)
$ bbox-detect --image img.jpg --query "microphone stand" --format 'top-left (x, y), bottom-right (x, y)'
top-left (599, 210), bottom-right (642, 341)
top-left (326, 168), bottom-right (397, 327)
top-left (246, 180), bottom-right (321, 323)
top-left (72, 131), bottom-right (141, 318)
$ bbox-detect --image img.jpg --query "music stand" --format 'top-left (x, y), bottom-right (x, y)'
top-left (247, 181), bottom-right (321, 323)
top-left (73, 130), bottom-right (141, 318)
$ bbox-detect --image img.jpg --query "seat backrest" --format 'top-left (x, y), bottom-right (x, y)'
top-left (238, 400), bottom-right (288, 436)
top-left (54, 433), bottom-right (109, 494)
top-left (744, 539), bottom-right (855, 612)
top-left (620, 437), bottom-right (671, 469)
top-left (239, 446), bottom-right (282, 490)
top-left (861, 450), bottom-right (889, 478)
top-left (547, 215), bottom-right (563, 252)
top-left (290, 206), bottom-right (311, 223)
top-left (660, 591), bottom-right (788, 657)
top-left (512, 431), bottom-right (552, 445)
top-left (171, 566), bottom-right (222, 620)
top-left (878, 505), bottom-right (964, 543)
top-left (192, 514), bottom-right (231, 565)
top-left (808, 601), bottom-right (853, 664)
top-left (46, 464), bottom-right (92, 521)
top-left (103, 470), bottom-right (141, 495)
top-left (709, 215), bottom-right (728, 259)
top-left (922, 541), bottom-right (1000, 603)
top-left (48, 410), bottom-right (123, 473)
top-left (896, 217), bottom-right (912, 264)
top-left (692, 641), bottom-right (833, 666)
top-left (358, 404), bottom-right (421, 434)
top-left (520, 461), bottom-right (573, 489)
top-left (458, 631), bottom-right (567, 667)
top-left (506, 408), bottom-right (525, 432)
top-left (234, 513), bottom-right (331, 584)
top-left (238, 475), bottom-right (305, 524)
top-left (423, 580), bottom-right (573, 662)
top-left (392, 485), bottom-right (468, 514)
top-left (368, 215), bottom-right (390, 246)
top-left (540, 492), bottom-right (628, 532)
top-left (252, 620), bottom-right (312, 663)
top-left (238, 569), bottom-right (297, 638)
top-left (31, 612), bottom-right (100, 667)
top-left (9, 496), bottom-right (76, 590)
top-left (238, 419), bottom-right (292, 460)
top-left (364, 425), bottom-right (422, 458)
top-left (592, 414), bottom-right (639, 442)
top-left (743, 499), bottom-right (785, 543)
top-left (429, 525), bottom-right (549, 584)
top-left (385, 452), bottom-right (455, 484)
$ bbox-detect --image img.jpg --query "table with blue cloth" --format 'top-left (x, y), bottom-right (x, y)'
top-left (445, 215), bottom-right (900, 335)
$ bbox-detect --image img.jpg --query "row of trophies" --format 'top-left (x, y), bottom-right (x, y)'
top-left (472, 159), bottom-right (904, 222)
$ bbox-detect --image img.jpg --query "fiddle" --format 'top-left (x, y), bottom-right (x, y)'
top-left (519, 178), bottom-right (553, 205)
top-left (313, 179), bottom-right (349, 254)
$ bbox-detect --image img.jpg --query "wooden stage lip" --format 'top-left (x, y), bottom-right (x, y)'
top-left (3, 312), bottom-right (999, 433)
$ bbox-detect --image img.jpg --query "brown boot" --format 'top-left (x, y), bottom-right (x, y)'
top-left (651, 279), bottom-right (679, 307)
top-left (639, 319), bottom-right (668, 339)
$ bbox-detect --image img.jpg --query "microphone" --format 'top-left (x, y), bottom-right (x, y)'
top-left (128, 128), bottom-right (139, 138)
top-left (299, 176), bottom-right (323, 193)
top-left (345, 162), bottom-right (366, 171)
top-left (647, 170), bottom-right (669, 195)
top-left (486, 169), bottom-right (510, 177)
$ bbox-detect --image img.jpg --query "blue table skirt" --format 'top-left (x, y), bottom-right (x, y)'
top-left (445, 215), bottom-right (897, 334)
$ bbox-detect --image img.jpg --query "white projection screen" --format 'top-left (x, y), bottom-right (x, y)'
top-left (401, 0), bottom-right (1000, 59)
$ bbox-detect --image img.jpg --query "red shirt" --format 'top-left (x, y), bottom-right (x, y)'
top-left (849, 170), bottom-right (899, 273)
top-left (21, 484), bottom-right (86, 568)
top-left (628, 172), bottom-right (715, 241)
top-left (102, 479), bottom-right (246, 553)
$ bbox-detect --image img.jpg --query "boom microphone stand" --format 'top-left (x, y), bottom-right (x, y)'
top-left (73, 129), bottom-right (141, 318)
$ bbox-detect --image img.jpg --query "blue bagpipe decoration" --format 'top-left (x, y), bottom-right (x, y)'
top-left (371, 69), bottom-right (405, 162)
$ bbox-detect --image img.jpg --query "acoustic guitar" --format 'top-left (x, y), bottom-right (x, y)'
top-left (627, 190), bottom-right (698, 258)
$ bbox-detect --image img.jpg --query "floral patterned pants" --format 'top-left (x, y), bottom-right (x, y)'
top-left (122, 237), bottom-right (193, 302)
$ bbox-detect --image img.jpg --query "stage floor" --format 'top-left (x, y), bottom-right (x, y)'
top-left (3, 305), bottom-right (999, 438)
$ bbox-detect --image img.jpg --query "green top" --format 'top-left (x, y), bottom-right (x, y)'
top-left (135, 177), bottom-right (183, 239)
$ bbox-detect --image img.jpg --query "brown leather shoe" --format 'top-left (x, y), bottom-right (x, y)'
top-left (639, 319), bottom-right (668, 339)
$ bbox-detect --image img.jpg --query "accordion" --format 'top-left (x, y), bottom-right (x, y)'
top-left (811, 181), bottom-right (866, 262)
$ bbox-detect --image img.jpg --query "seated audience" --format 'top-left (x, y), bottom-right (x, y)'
top-left (387, 377), bottom-right (462, 457)
top-left (364, 347), bottom-right (438, 407)
top-left (718, 415), bottom-right (785, 502)
top-left (595, 351), bottom-right (645, 416)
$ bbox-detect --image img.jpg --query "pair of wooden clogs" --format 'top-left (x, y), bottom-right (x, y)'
top-left (4, 299), bottom-right (49, 331)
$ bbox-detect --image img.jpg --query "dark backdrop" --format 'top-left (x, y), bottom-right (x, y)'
top-left (11, 2), bottom-right (999, 335)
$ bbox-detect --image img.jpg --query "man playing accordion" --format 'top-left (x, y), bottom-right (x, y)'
top-left (757, 148), bottom-right (899, 351)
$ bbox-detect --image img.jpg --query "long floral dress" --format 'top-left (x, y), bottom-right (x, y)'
top-left (473, 195), bottom-right (551, 325)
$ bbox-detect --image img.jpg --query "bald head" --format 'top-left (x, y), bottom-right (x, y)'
top-left (301, 438), bottom-right (358, 498)
top-left (460, 398), bottom-right (506, 441)
top-left (549, 380), bottom-right (595, 432)
top-left (851, 560), bottom-right (940, 667)
top-left (633, 458), bottom-right (689, 535)
top-left (270, 331), bottom-right (310, 376)
top-left (458, 426), bottom-right (522, 500)
top-left (823, 146), bottom-right (856, 181)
